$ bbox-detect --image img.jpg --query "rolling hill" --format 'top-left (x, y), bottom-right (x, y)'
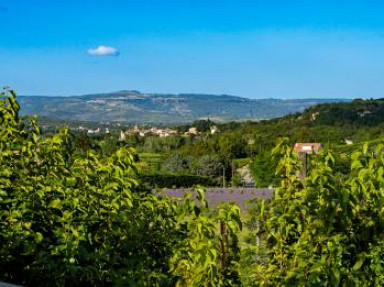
top-left (19, 90), bottom-right (348, 124)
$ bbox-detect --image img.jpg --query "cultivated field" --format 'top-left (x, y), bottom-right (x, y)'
top-left (161, 187), bottom-right (273, 210)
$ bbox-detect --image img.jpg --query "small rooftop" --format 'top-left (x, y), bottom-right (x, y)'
top-left (294, 143), bottom-right (323, 153)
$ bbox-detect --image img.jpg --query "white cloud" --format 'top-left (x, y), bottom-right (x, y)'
top-left (87, 45), bottom-right (120, 56)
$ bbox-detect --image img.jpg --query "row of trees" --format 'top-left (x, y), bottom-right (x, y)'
top-left (164, 154), bottom-right (224, 176)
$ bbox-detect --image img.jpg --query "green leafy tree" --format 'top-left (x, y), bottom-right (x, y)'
top-left (164, 153), bottom-right (194, 174)
top-left (251, 152), bottom-right (279, 187)
top-left (170, 194), bottom-right (242, 287)
top-left (0, 88), bottom-right (242, 286)
top-left (196, 155), bottom-right (224, 177)
top-left (253, 138), bottom-right (384, 286)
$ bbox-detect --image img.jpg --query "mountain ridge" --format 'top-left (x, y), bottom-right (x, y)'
top-left (18, 90), bottom-right (349, 124)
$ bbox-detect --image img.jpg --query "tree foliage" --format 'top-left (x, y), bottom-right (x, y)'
top-left (164, 153), bottom-right (194, 174)
top-left (196, 155), bottom-right (224, 177)
top-left (251, 152), bottom-right (279, 188)
top-left (0, 89), bottom-right (242, 286)
top-left (252, 138), bottom-right (384, 286)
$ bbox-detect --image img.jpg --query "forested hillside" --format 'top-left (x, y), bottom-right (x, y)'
top-left (96, 98), bottom-right (384, 189)
top-left (27, 96), bottom-right (384, 189)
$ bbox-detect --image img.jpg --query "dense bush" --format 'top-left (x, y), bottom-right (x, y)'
top-left (0, 89), bottom-right (241, 286)
top-left (251, 152), bottom-right (279, 187)
top-left (196, 154), bottom-right (224, 177)
top-left (251, 138), bottom-right (384, 286)
top-left (163, 153), bottom-right (194, 174)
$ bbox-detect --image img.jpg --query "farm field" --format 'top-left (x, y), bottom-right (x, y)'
top-left (160, 187), bottom-right (273, 210)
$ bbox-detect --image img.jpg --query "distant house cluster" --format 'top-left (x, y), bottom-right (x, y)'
top-left (118, 124), bottom-right (219, 141)
top-left (119, 125), bottom-right (178, 140)
top-left (76, 122), bottom-right (219, 140)
top-left (78, 126), bottom-right (110, 134)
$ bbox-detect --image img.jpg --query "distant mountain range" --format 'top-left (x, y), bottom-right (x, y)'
top-left (19, 90), bottom-right (349, 124)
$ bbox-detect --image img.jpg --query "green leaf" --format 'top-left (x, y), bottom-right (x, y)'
top-left (35, 232), bottom-right (43, 243)
top-left (49, 199), bottom-right (62, 209)
top-left (353, 258), bottom-right (364, 271)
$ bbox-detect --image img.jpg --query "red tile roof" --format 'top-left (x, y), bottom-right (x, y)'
top-left (294, 143), bottom-right (323, 153)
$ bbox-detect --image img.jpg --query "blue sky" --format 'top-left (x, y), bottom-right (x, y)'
top-left (1, 0), bottom-right (384, 98)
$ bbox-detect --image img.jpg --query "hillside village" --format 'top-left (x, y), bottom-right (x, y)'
top-left (118, 124), bottom-right (219, 140)
top-left (76, 123), bottom-right (219, 139)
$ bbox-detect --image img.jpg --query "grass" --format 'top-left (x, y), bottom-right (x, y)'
top-left (138, 153), bottom-right (165, 173)
top-left (233, 158), bottom-right (251, 168)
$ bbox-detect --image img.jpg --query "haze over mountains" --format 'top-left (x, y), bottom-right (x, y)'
top-left (19, 90), bottom-right (348, 124)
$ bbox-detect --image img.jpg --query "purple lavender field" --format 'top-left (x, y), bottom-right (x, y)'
top-left (160, 188), bottom-right (273, 210)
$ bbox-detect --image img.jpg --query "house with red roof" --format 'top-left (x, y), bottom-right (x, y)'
top-left (294, 143), bottom-right (323, 154)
